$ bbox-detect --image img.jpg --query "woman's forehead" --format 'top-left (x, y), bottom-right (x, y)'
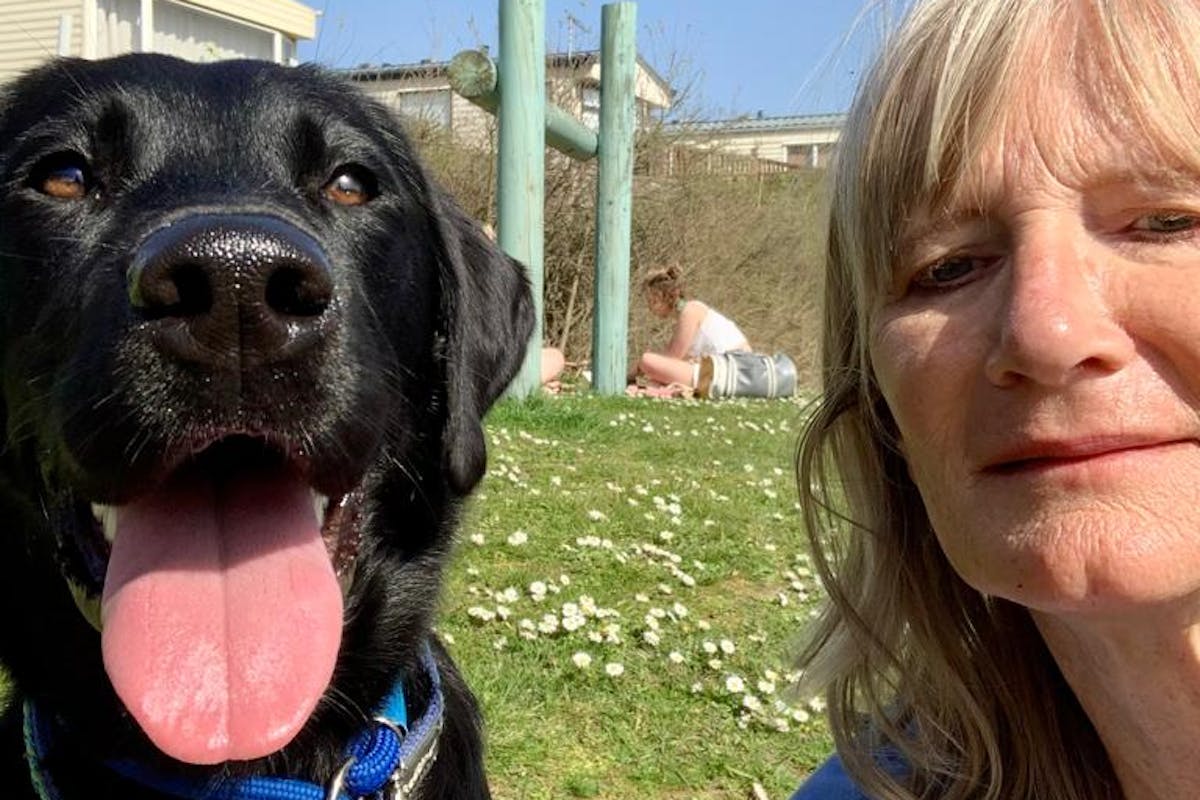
top-left (941, 67), bottom-right (1197, 219)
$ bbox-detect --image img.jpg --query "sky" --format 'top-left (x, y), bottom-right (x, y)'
top-left (297, 1), bottom-right (891, 119)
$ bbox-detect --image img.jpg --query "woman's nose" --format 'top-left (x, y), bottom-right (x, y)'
top-left (984, 234), bottom-right (1135, 388)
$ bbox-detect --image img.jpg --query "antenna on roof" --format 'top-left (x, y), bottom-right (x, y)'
top-left (565, 12), bottom-right (591, 59)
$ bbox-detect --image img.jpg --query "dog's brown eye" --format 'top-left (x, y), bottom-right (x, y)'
top-left (321, 165), bottom-right (376, 207)
top-left (30, 153), bottom-right (92, 200)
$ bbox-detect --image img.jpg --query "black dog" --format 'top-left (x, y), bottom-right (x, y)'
top-left (0, 54), bottom-right (533, 799)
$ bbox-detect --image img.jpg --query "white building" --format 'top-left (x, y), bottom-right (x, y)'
top-left (0, 0), bottom-right (316, 82)
top-left (344, 50), bottom-right (673, 149)
top-left (665, 112), bottom-right (846, 169)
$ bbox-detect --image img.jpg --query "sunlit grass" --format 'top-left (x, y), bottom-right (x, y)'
top-left (443, 394), bottom-right (830, 799)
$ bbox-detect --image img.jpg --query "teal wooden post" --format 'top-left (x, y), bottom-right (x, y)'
top-left (591, 3), bottom-right (637, 395)
top-left (498, 0), bottom-right (545, 398)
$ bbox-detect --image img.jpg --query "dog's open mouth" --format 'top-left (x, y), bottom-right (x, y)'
top-left (65, 435), bottom-right (365, 766)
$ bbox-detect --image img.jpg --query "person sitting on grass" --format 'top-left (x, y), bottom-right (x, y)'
top-left (632, 266), bottom-right (750, 390)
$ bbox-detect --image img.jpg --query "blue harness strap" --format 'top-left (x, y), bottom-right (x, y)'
top-left (24, 643), bottom-right (443, 800)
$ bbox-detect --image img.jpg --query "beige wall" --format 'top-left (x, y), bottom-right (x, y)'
top-left (713, 128), bottom-right (841, 163)
top-left (0, 0), bottom-right (314, 83)
top-left (185, 0), bottom-right (314, 39)
top-left (351, 75), bottom-right (497, 150)
top-left (0, 0), bottom-right (85, 82)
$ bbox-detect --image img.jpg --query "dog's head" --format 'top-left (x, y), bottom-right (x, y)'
top-left (0, 54), bottom-right (532, 768)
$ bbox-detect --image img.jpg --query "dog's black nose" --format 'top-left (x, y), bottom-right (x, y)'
top-left (129, 214), bottom-right (334, 367)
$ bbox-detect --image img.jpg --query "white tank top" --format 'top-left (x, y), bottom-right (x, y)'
top-left (688, 305), bottom-right (748, 358)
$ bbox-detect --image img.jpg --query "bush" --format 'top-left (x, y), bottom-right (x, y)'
top-left (412, 125), bottom-right (829, 389)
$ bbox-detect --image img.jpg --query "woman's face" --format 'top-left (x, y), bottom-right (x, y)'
top-left (871, 79), bottom-right (1200, 613)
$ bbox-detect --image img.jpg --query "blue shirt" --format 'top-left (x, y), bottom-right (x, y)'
top-left (792, 749), bottom-right (909, 799)
top-left (791, 755), bottom-right (870, 800)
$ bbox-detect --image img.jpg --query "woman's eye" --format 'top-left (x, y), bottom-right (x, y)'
top-left (320, 165), bottom-right (377, 207)
top-left (911, 256), bottom-right (983, 291)
top-left (1131, 212), bottom-right (1199, 234)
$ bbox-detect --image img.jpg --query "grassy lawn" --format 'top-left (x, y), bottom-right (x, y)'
top-left (443, 395), bottom-right (831, 799)
top-left (0, 394), bottom-right (831, 799)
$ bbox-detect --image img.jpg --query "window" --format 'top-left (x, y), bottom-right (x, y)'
top-left (581, 86), bottom-right (600, 131)
top-left (394, 90), bottom-right (452, 129)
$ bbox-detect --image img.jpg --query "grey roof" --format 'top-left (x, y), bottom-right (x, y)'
top-left (664, 113), bottom-right (847, 134)
top-left (341, 50), bottom-right (671, 97)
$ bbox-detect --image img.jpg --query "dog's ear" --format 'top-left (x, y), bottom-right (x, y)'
top-left (429, 189), bottom-right (534, 495)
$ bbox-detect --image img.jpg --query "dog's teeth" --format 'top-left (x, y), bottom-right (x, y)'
top-left (92, 503), bottom-right (119, 543)
top-left (312, 491), bottom-right (328, 527)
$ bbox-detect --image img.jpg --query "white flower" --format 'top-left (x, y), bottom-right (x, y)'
top-left (587, 631), bottom-right (604, 643)
top-left (559, 574), bottom-right (571, 586)
top-left (550, 475), bottom-right (563, 487)
top-left (690, 682), bottom-right (704, 694)
top-left (634, 593), bottom-right (650, 603)
top-left (562, 614), bottom-right (586, 632)
top-left (707, 658), bottom-right (723, 671)
top-left (529, 580), bottom-right (548, 598)
top-left (702, 641), bottom-right (718, 654)
top-left (809, 697), bottom-right (828, 713)
top-left (696, 620), bottom-right (711, 631)
top-left (757, 680), bottom-right (777, 695)
top-left (642, 630), bottom-right (661, 647)
top-left (587, 509), bottom-right (608, 522)
top-left (537, 614), bottom-right (559, 634)
top-left (468, 533), bottom-right (486, 546)
top-left (742, 694), bottom-right (764, 713)
top-left (792, 708), bottom-right (811, 724)
top-left (605, 662), bottom-right (625, 677)
top-left (493, 636), bottom-right (508, 650)
top-left (572, 652), bottom-right (592, 669)
top-left (500, 587), bottom-right (520, 604)
top-left (725, 675), bottom-right (746, 694)
top-left (467, 606), bottom-right (496, 623)
top-left (506, 530), bottom-right (528, 546)
top-left (668, 651), bottom-right (685, 664)
top-left (719, 639), bottom-right (736, 655)
top-left (671, 602), bottom-right (689, 618)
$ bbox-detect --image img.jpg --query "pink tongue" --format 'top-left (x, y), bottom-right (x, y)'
top-left (101, 469), bottom-right (343, 765)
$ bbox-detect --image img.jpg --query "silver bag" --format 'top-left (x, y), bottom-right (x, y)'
top-left (697, 351), bottom-right (797, 399)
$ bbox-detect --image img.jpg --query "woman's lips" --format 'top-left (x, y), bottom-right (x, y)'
top-left (982, 438), bottom-right (1195, 474)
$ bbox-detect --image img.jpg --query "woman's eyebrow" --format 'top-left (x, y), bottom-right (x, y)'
top-left (898, 207), bottom-right (991, 253)
top-left (1081, 166), bottom-right (1200, 194)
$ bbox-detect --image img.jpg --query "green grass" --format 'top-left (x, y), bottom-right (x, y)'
top-left (0, 394), bottom-right (832, 799)
top-left (443, 395), bottom-right (831, 799)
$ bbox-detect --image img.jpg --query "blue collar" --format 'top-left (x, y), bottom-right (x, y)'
top-left (24, 643), bottom-right (444, 800)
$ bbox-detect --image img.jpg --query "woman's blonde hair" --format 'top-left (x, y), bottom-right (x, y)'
top-left (797, 1), bottom-right (1200, 798)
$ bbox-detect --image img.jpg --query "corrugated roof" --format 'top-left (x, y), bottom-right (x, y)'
top-left (664, 113), bottom-right (846, 134)
top-left (341, 50), bottom-right (671, 96)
